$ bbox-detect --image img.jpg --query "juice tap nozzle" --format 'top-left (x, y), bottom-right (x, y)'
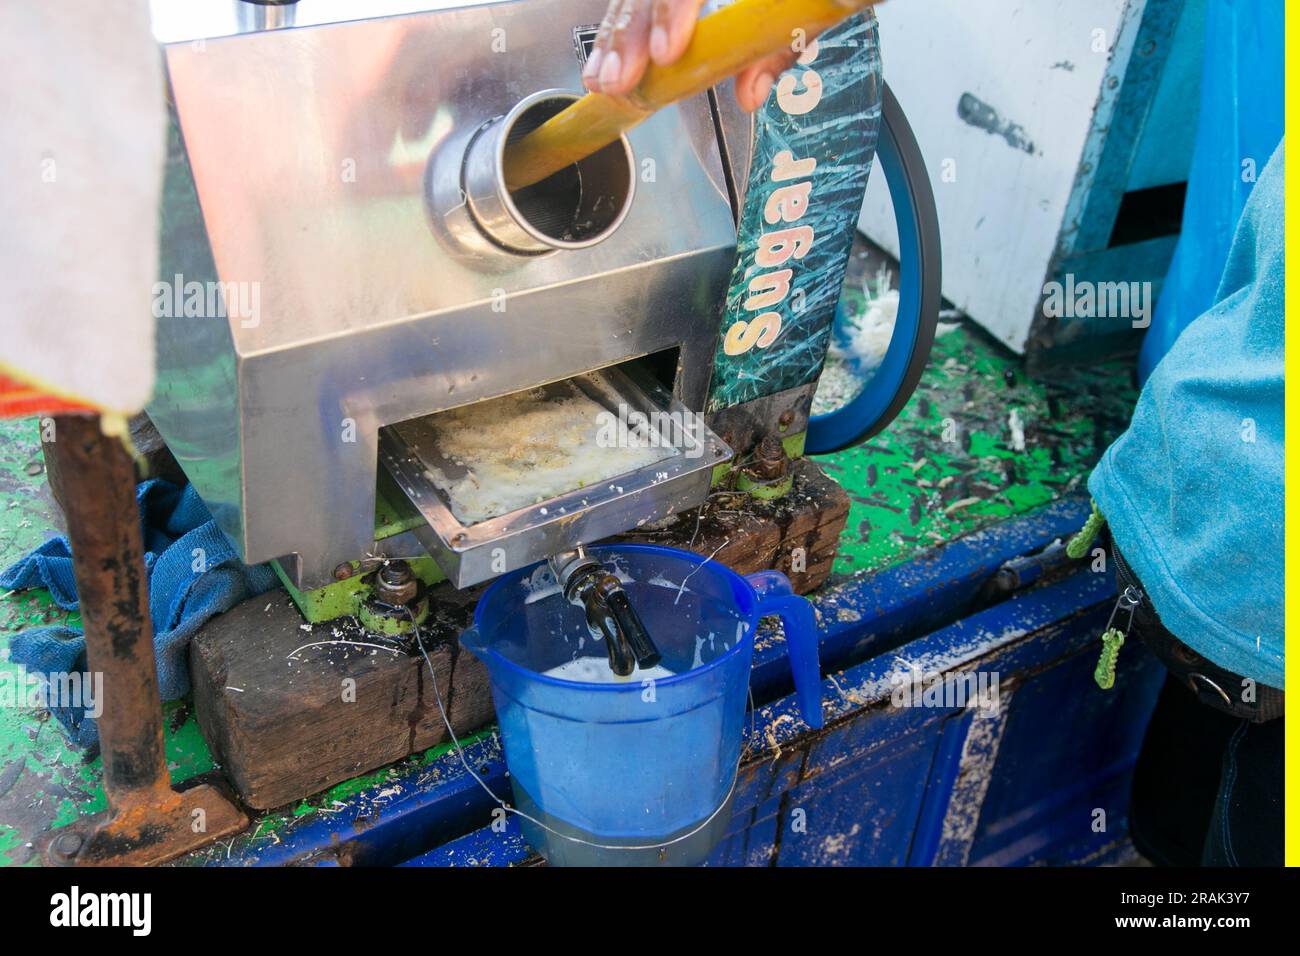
top-left (549, 549), bottom-right (661, 677)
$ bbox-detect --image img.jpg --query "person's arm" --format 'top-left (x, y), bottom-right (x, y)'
top-left (582, 0), bottom-right (813, 112)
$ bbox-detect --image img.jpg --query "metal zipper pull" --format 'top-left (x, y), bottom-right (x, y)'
top-left (1095, 585), bottom-right (1141, 690)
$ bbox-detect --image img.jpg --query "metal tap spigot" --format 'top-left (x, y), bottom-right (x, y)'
top-left (549, 549), bottom-right (661, 677)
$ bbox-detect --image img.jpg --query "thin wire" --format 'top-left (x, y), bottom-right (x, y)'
top-left (286, 639), bottom-right (404, 659)
top-left (406, 606), bottom-right (734, 854)
top-left (674, 538), bottom-right (729, 605)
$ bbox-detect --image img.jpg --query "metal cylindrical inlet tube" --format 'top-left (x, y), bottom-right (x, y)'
top-left (462, 91), bottom-right (636, 254)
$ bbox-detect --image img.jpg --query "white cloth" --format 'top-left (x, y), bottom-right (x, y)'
top-left (0, 0), bottom-right (164, 414)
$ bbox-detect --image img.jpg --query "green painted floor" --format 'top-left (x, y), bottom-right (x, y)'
top-left (822, 318), bottom-right (1137, 581)
top-left (0, 318), bottom-right (1137, 865)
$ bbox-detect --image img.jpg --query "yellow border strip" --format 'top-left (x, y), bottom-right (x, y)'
top-left (1285, 0), bottom-right (1297, 868)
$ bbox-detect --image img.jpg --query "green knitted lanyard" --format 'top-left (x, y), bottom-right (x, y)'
top-left (1065, 500), bottom-right (1134, 690)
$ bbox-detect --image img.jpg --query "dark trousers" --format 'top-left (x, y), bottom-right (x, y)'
top-left (1115, 546), bottom-right (1284, 867)
top-left (1130, 674), bottom-right (1283, 866)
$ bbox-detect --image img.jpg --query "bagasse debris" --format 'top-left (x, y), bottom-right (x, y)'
top-left (424, 384), bottom-right (676, 525)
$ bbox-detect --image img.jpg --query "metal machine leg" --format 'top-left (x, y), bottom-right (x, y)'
top-left (41, 415), bottom-right (246, 866)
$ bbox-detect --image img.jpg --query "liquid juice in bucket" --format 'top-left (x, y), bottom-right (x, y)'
top-left (543, 657), bottom-right (676, 683)
top-left (463, 545), bottom-right (824, 866)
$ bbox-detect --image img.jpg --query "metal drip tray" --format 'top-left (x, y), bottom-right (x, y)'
top-left (379, 366), bottom-right (731, 587)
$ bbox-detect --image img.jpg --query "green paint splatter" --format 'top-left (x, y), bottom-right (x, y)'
top-left (814, 320), bottom-right (1135, 579)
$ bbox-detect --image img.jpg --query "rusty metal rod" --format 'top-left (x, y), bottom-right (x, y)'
top-left (44, 415), bottom-right (246, 866)
top-left (53, 415), bottom-right (170, 799)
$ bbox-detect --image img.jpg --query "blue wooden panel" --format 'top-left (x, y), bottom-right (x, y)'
top-left (1046, 235), bottom-right (1181, 360)
top-left (400, 818), bottom-right (532, 868)
top-left (200, 499), bottom-right (1161, 868)
top-left (705, 795), bottom-right (784, 867)
top-left (749, 496), bottom-right (1091, 702)
top-left (966, 641), bottom-right (1165, 866)
top-left (1067, 0), bottom-right (1191, 254)
top-left (1127, 0), bottom-right (1206, 190)
top-left (774, 730), bottom-right (940, 866)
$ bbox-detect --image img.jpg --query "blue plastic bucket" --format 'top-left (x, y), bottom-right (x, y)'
top-left (461, 544), bottom-right (823, 866)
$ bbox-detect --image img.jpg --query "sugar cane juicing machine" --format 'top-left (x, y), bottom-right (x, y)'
top-left (141, 0), bottom-right (941, 854)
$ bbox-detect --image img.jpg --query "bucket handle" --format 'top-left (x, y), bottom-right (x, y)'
top-left (746, 572), bottom-right (825, 729)
top-left (460, 624), bottom-right (484, 653)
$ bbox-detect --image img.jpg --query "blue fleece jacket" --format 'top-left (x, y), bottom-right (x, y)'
top-left (1088, 143), bottom-right (1284, 688)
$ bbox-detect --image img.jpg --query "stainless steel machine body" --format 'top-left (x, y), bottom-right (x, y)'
top-left (147, 0), bottom-right (741, 590)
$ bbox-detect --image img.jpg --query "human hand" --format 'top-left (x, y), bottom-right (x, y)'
top-left (581, 0), bottom-right (813, 112)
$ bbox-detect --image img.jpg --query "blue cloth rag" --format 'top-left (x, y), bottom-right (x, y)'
top-left (1089, 143), bottom-right (1284, 688)
top-left (1, 479), bottom-right (277, 747)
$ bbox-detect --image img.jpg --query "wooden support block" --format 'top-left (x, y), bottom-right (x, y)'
top-left (616, 458), bottom-right (850, 594)
top-left (190, 584), bottom-right (494, 810)
top-left (127, 412), bottom-right (187, 486)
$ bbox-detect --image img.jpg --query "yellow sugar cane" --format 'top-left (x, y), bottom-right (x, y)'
top-left (502, 0), bottom-right (879, 191)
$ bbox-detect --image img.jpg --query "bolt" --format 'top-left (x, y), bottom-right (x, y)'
top-left (778, 409), bottom-right (795, 428)
top-left (379, 560), bottom-right (412, 585)
top-left (48, 829), bottom-right (83, 864)
top-left (333, 562), bottom-right (354, 581)
top-left (375, 559), bottom-right (418, 605)
top-left (748, 434), bottom-right (789, 480)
